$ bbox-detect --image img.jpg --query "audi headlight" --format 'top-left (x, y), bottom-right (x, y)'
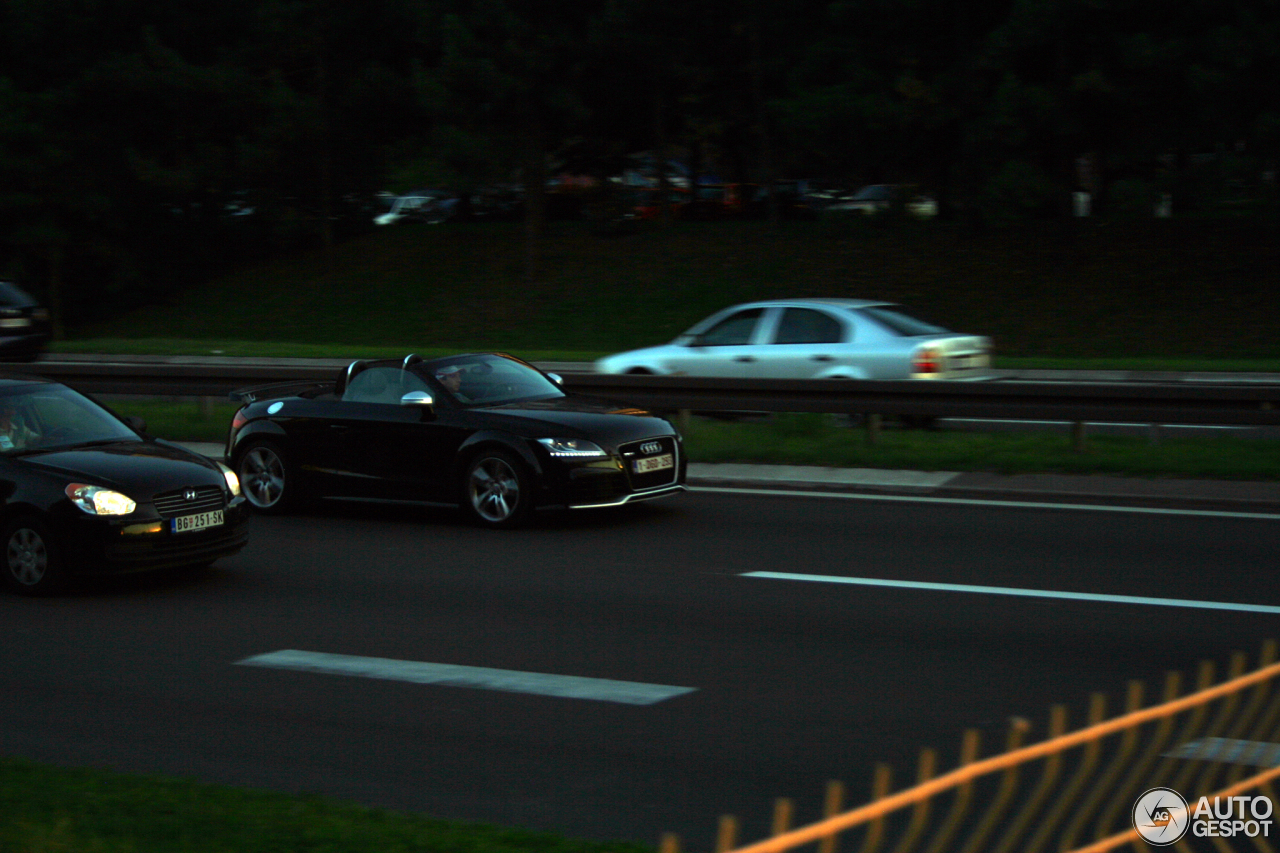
top-left (536, 438), bottom-right (608, 458)
top-left (217, 462), bottom-right (242, 496)
top-left (66, 483), bottom-right (137, 516)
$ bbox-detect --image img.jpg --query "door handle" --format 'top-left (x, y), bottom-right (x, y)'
top-left (733, 356), bottom-right (756, 363)
top-left (810, 355), bottom-right (835, 362)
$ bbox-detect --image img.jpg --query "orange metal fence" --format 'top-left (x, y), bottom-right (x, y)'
top-left (662, 640), bottom-right (1280, 853)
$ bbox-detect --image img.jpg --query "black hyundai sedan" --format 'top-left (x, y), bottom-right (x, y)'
top-left (227, 353), bottom-right (687, 527)
top-left (0, 377), bottom-right (250, 595)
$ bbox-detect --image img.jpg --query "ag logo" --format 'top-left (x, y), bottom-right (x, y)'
top-left (1133, 787), bottom-right (1190, 845)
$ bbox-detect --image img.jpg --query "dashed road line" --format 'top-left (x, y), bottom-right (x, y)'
top-left (236, 649), bottom-right (696, 705)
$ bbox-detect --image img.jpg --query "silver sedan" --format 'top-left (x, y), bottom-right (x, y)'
top-left (594, 298), bottom-right (992, 380)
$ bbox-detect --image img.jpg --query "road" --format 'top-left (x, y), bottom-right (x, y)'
top-left (2, 489), bottom-right (1278, 848)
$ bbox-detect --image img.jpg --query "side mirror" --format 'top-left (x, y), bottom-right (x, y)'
top-left (546, 372), bottom-right (563, 386)
top-left (401, 391), bottom-right (434, 408)
top-left (124, 415), bottom-right (148, 434)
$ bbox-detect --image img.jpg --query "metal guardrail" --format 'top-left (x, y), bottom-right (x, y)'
top-left (7, 359), bottom-right (1280, 427)
top-left (562, 374), bottom-right (1280, 427)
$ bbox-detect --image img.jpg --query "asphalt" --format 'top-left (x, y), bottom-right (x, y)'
top-left (181, 442), bottom-right (1280, 515)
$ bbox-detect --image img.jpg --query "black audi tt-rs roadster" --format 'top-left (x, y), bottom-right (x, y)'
top-left (227, 352), bottom-right (687, 528)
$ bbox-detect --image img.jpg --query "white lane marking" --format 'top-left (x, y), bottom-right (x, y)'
top-left (236, 649), bottom-right (696, 706)
top-left (743, 572), bottom-right (1280, 616)
top-left (1163, 738), bottom-right (1280, 767)
top-left (692, 486), bottom-right (1280, 520)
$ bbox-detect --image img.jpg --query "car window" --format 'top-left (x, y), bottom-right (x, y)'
top-left (698, 308), bottom-right (764, 346)
top-left (422, 355), bottom-right (564, 407)
top-left (858, 305), bottom-right (951, 336)
top-left (343, 366), bottom-right (419, 404)
top-left (851, 185), bottom-right (895, 202)
top-left (772, 308), bottom-right (844, 344)
top-left (0, 385), bottom-right (138, 454)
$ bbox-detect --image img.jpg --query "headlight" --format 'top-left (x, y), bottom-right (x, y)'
top-left (536, 438), bottom-right (608, 458)
top-left (217, 462), bottom-right (242, 496)
top-left (66, 483), bottom-right (137, 516)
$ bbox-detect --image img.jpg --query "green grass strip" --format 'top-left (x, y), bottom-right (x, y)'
top-left (0, 756), bottom-right (649, 853)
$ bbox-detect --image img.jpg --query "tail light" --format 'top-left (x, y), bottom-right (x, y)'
top-left (230, 408), bottom-right (248, 434)
top-left (912, 346), bottom-right (942, 375)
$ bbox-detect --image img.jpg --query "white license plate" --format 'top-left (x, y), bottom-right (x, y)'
top-left (171, 509), bottom-right (224, 534)
top-left (633, 453), bottom-right (674, 474)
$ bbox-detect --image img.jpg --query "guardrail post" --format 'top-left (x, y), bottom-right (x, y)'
top-left (199, 396), bottom-right (215, 418)
top-left (865, 414), bottom-right (881, 445)
top-left (1071, 421), bottom-right (1086, 453)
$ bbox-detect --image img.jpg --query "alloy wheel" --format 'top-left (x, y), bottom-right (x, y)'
top-left (467, 456), bottom-right (523, 524)
top-left (6, 526), bottom-right (47, 587)
top-left (240, 445), bottom-right (287, 510)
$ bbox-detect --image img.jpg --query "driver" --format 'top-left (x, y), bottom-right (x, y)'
top-left (0, 400), bottom-right (39, 451)
top-left (435, 364), bottom-right (473, 402)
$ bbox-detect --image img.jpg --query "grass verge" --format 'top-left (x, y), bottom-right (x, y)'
top-left (0, 756), bottom-right (647, 853)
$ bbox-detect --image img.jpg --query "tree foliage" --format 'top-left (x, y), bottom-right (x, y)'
top-left (0, 0), bottom-right (1275, 323)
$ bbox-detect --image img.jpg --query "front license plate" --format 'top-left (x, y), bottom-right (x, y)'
top-left (171, 509), bottom-right (224, 534)
top-left (633, 453), bottom-right (674, 474)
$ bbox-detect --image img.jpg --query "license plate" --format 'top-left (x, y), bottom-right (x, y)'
top-left (171, 509), bottom-right (224, 534)
top-left (633, 453), bottom-right (674, 474)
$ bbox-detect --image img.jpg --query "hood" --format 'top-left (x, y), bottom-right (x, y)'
top-left (470, 395), bottom-right (676, 445)
top-left (19, 439), bottom-right (224, 498)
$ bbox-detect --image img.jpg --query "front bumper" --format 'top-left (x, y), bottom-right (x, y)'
top-left (541, 434), bottom-right (688, 510)
top-left (61, 497), bottom-right (251, 575)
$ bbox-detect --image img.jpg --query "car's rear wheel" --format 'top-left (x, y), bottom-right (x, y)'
top-left (2, 515), bottom-right (66, 596)
top-left (236, 441), bottom-right (296, 514)
top-left (463, 450), bottom-right (532, 528)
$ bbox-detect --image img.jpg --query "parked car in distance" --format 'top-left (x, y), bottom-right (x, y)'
top-left (0, 282), bottom-right (52, 362)
top-left (227, 352), bottom-right (687, 528)
top-left (594, 298), bottom-right (992, 381)
top-left (822, 184), bottom-right (938, 219)
top-left (0, 376), bottom-right (249, 595)
top-left (373, 189), bottom-right (459, 226)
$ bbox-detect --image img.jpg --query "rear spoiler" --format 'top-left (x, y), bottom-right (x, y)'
top-left (229, 379), bottom-right (333, 404)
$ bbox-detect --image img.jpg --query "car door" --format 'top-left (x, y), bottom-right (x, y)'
top-left (755, 307), bottom-right (852, 378)
top-left (337, 367), bottom-right (470, 501)
top-left (661, 307), bottom-right (771, 376)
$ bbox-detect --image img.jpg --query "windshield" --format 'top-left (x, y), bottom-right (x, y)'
top-left (0, 384), bottom-right (139, 455)
top-left (858, 305), bottom-right (952, 336)
top-left (422, 354), bottom-right (565, 406)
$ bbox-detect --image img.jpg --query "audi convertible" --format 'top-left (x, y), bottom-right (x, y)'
top-left (226, 353), bottom-right (687, 528)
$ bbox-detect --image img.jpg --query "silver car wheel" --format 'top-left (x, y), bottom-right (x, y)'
top-left (467, 455), bottom-right (523, 524)
top-left (2, 516), bottom-right (65, 595)
top-left (240, 444), bottom-right (287, 510)
top-left (7, 526), bottom-right (47, 586)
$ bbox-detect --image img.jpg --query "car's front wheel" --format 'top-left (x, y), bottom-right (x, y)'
top-left (236, 441), bottom-right (296, 514)
top-left (463, 450), bottom-right (532, 528)
top-left (2, 515), bottom-right (66, 596)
